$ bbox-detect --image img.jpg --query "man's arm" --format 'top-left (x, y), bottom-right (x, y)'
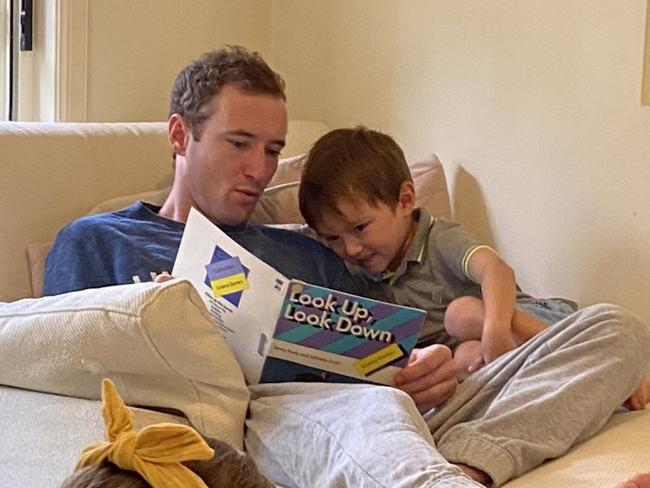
top-left (42, 220), bottom-right (115, 296)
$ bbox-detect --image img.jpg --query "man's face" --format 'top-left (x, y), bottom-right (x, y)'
top-left (314, 196), bottom-right (415, 274)
top-left (178, 85), bottom-right (287, 226)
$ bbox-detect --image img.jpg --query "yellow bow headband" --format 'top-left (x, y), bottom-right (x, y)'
top-left (75, 379), bottom-right (214, 488)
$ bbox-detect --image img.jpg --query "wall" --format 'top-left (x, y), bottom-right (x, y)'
top-left (84, 0), bottom-right (271, 121)
top-left (27, 0), bottom-right (271, 122)
top-left (271, 0), bottom-right (650, 322)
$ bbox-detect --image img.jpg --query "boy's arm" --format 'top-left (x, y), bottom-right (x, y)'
top-left (466, 247), bottom-right (518, 363)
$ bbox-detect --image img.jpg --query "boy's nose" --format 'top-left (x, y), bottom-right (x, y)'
top-left (343, 238), bottom-right (363, 258)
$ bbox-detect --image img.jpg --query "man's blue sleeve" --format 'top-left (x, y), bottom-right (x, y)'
top-left (42, 222), bottom-right (111, 296)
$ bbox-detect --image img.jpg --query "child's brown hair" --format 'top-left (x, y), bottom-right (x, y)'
top-left (60, 379), bottom-right (274, 488)
top-left (299, 126), bottom-right (412, 229)
top-left (60, 437), bottom-right (274, 488)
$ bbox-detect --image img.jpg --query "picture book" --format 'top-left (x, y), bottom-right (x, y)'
top-left (172, 207), bottom-right (427, 386)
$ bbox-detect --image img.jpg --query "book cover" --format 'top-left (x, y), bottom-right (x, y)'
top-left (173, 207), bottom-right (426, 385)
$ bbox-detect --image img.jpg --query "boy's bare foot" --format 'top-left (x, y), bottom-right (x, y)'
top-left (624, 379), bottom-right (650, 411)
top-left (456, 463), bottom-right (491, 485)
top-left (615, 473), bottom-right (650, 488)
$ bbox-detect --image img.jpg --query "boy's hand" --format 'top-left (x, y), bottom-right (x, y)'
top-left (395, 345), bottom-right (458, 413)
top-left (481, 328), bottom-right (517, 364)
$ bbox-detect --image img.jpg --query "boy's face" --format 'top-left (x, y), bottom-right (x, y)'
top-left (314, 183), bottom-right (416, 274)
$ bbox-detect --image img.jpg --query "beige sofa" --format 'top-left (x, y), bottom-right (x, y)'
top-left (0, 121), bottom-right (648, 487)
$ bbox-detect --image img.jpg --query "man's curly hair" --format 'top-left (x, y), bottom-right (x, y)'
top-left (169, 45), bottom-right (286, 140)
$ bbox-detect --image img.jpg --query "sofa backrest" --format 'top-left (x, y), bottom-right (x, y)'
top-left (0, 122), bottom-right (171, 301)
top-left (0, 120), bottom-right (330, 301)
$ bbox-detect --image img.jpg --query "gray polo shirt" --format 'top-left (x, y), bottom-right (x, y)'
top-left (362, 209), bottom-right (496, 348)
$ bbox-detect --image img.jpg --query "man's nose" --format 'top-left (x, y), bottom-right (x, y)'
top-left (244, 144), bottom-right (272, 182)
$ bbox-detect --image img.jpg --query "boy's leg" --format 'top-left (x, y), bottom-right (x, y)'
top-left (426, 303), bottom-right (650, 486)
top-left (446, 296), bottom-right (547, 381)
top-left (445, 296), bottom-right (547, 344)
top-left (509, 308), bottom-right (547, 343)
top-left (444, 296), bottom-right (484, 340)
top-left (245, 382), bottom-right (483, 488)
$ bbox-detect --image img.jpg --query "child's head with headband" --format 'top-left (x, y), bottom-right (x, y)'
top-left (60, 379), bottom-right (274, 488)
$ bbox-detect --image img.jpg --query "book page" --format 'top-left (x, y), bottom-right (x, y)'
top-left (172, 208), bottom-right (288, 384)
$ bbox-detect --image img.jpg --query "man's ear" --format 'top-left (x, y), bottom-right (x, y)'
top-left (168, 113), bottom-right (190, 156)
top-left (397, 180), bottom-right (416, 214)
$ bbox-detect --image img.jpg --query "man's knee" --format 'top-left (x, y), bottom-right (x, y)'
top-left (574, 303), bottom-right (650, 361)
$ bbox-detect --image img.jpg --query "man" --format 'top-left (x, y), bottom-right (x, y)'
top-left (44, 46), bottom-right (650, 487)
top-left (43, 46), bottom-right (357, 299)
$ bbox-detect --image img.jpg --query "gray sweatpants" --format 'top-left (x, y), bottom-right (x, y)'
top-left (245, 304), bottom-right (650, 488)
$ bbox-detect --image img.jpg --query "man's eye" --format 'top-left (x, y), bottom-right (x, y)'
top-left (266, 147), bottom-right (282, 157)
top-left (229, 139), bottom-right (247, 148)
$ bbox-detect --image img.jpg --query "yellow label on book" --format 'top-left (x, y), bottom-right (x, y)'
top-left (210, 272), bottom-right (249, 297)
top-left (354, 342), bottom-right (405, 377)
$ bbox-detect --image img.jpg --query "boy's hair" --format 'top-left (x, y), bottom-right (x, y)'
top-left (60, 437), bottom-right (275, 488)
top-left (299, 126), bottom-right (412, 229)
top-left (169, 45), bottom-right (286, 140)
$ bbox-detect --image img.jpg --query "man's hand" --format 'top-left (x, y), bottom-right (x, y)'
top-left (154, 272), bottom-right (174, 283)
top-left (394, 344), bottom-right (458, 413)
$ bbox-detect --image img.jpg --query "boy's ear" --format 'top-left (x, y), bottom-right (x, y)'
top-left (397, 180), bottom-right (416, 214)
top-left (168, 113), bottom-right (191, 157)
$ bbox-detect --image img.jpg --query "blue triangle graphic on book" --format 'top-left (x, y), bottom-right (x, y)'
top-left (203, 246), bottom-right (250, 306)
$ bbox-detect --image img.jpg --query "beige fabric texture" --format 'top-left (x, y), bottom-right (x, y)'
top-left (26, 241), bottom-right (51, 298)
top-left (2, 120), bottom-right (327, 302)
top-left (1, 122), bottom-right (172, 302)
top-left (502, 408), bottom-right (650, 488)
top-left (0, 278), bottom-right (249, 450)
top-left (0, 385), bottom-right (188, 487)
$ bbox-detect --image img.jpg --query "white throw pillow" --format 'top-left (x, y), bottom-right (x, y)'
top-left (0, 279), bottom-right (249, 449)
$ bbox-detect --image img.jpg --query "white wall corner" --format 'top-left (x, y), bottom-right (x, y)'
top-left (55, 0), bottom-right (87, 121)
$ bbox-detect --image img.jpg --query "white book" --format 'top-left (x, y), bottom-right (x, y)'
top-left (173, 207), bottom-right (426, 385)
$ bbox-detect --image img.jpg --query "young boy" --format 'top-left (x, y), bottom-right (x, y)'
top-left (298, 126), bottom-right (649, 408)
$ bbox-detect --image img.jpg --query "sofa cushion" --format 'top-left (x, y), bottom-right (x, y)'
top-left (26, 241), bottom-right (51, 298)
top-left (0, 278), bottom-right (249, 450)
top-left (250, 153), bottom-right (452, 226)
top-left (0, 385), bottom-right (188, 487)
top-left (26, 154), bottom-right (452, 297)
top-left (249, 182), bottom-right (303, 225)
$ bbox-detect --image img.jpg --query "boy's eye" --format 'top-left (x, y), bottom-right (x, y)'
top-left (324, 235), bottom-right (339, 243)
top-left (353, 223), bottom-right (367, 233)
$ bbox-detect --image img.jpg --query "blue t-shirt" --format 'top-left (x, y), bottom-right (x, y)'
top-left (43, 202), bottom-right (359, 296)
